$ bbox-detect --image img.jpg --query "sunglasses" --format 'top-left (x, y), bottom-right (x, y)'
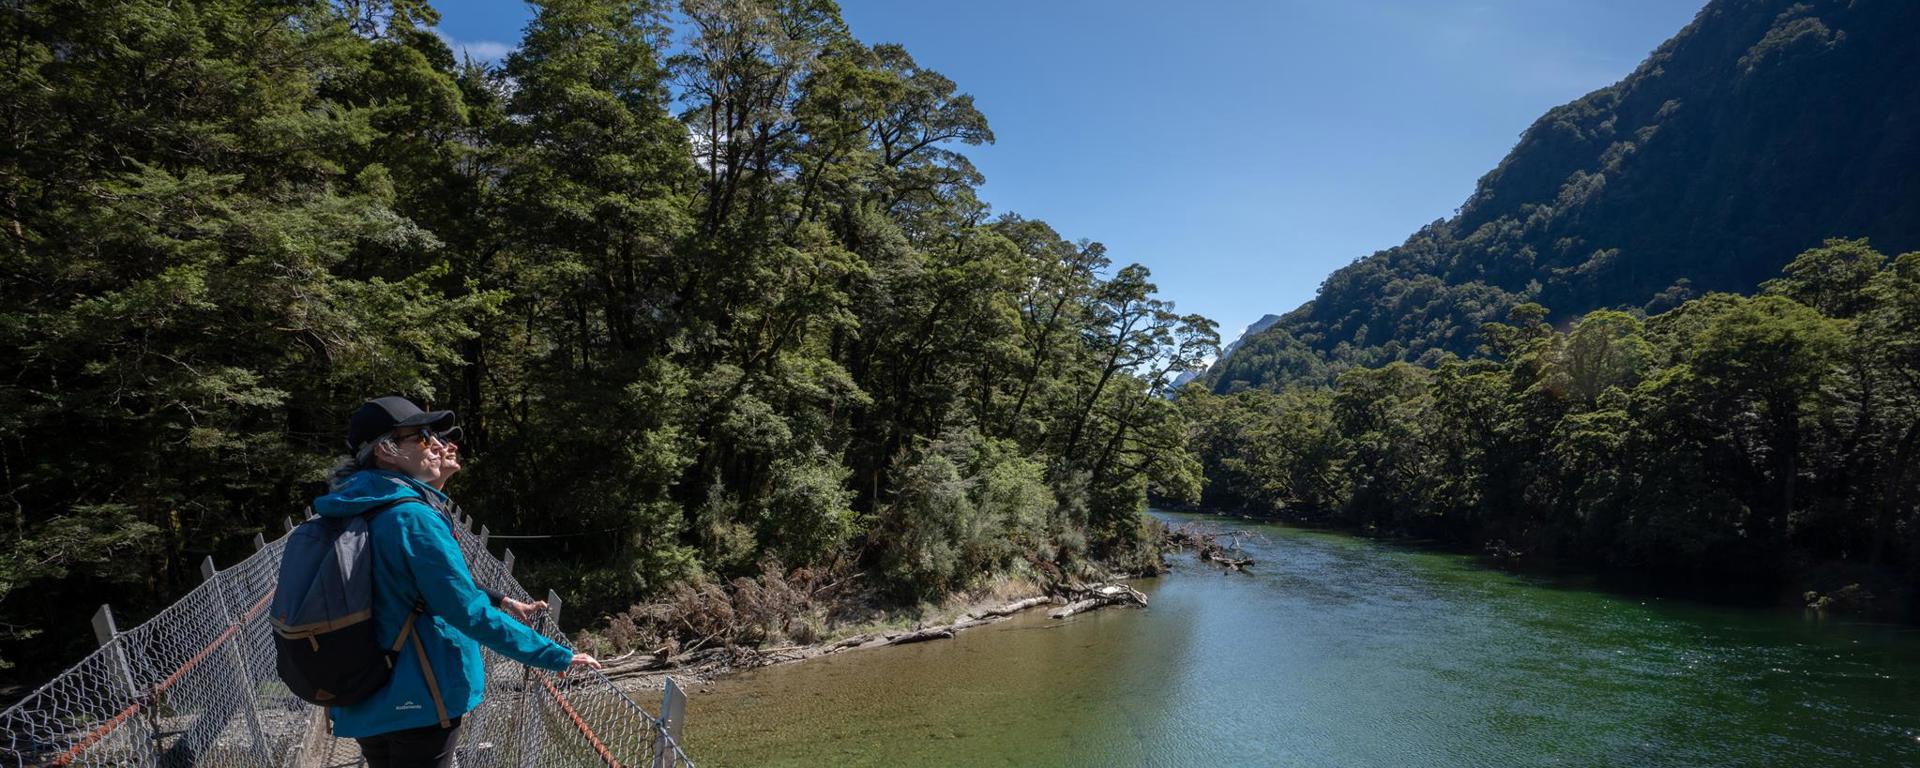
top-left (393, 425), bottom-right (463, 448)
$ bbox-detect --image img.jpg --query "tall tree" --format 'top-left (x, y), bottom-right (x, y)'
top-left (0, 0), bottom-right (473, 669)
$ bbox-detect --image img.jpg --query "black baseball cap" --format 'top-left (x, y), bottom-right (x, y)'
top-left (347, 396), bottom-right (457, 452)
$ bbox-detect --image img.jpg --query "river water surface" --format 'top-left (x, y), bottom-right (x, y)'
top-left (685, 510), bottom-right (1920, 766)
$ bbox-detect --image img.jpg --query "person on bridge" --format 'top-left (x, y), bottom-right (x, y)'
top-left (314, 396), bottom-right (600, 768)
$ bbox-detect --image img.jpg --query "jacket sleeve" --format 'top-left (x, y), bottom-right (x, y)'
top-left (393, 503), bottom-right (575, 672)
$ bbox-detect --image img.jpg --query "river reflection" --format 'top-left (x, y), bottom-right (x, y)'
top-left (685, 510), bottom-right (1920, 767)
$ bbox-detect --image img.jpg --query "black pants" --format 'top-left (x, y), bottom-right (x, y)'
top-left (355, 717), bottom-right (462, 768)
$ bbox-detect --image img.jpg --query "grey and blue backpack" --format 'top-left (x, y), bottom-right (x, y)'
top-left (269, 501), bottom-right (423, 706)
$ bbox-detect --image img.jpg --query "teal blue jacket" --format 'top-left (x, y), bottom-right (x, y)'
top-left (312, 470), bottom-right (574, 737)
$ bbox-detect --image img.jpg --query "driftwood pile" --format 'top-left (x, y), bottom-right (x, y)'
top-left (1482, 538), bottom-right (1524, 566)
top-left (1167, 524), bottom-right (1257, 572)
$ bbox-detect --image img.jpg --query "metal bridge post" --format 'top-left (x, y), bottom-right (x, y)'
top-left (92, 604), bottom-right (159, 766)
top-left (652, 677), bottom-right (687, 768)
top-left (90, 605), bottom-right (140, 702)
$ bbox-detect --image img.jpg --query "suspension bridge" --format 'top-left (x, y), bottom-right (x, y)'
top-left (0, 512), bottom-right (695, 767)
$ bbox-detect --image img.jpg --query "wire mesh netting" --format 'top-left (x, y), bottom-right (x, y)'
top-left (0, 514), bottom-right (693, 768)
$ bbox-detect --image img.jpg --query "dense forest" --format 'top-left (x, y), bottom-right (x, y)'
top-left (0, 0), bottom-right (1216, 679)
top-left (1185, 0), bottom-right (1920, 614)
top-left (1183, 239), bottom-right (1920, 612)
top-left (1211, 0), bottom-right (1920, 392)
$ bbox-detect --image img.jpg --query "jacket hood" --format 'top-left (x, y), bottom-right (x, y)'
top-left (313, 470), bottom-right (447, 518)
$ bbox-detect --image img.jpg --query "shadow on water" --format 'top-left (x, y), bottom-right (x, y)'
top-left (686, 509), bottom-right (1920, 767)
top-left (1177, 504), bottom-right (1823, 611)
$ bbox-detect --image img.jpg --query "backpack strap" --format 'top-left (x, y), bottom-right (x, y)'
top-left (384, 602), bottom-right (422, 662)
top-left (366, 497), bottom-right (424, 651)
top-left (359, 498), bottom-right (408, 520)
top-left (409, 619), bottom-right (453, 728)
top-left (366, 489), bottom-right (452, 728)
top-left (387, 600), bottom-right (452, 729)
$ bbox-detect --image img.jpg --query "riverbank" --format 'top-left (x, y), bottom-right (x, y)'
top-left (591, 574), bottom-right (1151, 692)
top-left (586, 516), bottom-right (1258, 693)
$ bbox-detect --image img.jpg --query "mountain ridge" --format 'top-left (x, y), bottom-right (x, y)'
top-left (1171, 313), bottom-right (1280, 391)
top-left (1212, 0), bottom-right (1920, 392)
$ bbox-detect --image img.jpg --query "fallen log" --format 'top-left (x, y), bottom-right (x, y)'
top-left (1061, 582), bottom-right (1148, 601)
top-left (886, 627), bottom-right (956, 645)
top-left (1048, 584), bottom-right (1148, 619)
top-left (967, 596), bottom-right (1052, 620)
top-left (608, 592), bottom-right (1065, 677)
top-left (670, 647), bottom-right (728, 667)
top-left (598, 655), bottom-right (666, 675)
top-left (826, 633), bottom-right (878, 651)
top-left (1169, 524), bottom-right (1259, 572)
top-left (948, 616), bottom-right (993, 632)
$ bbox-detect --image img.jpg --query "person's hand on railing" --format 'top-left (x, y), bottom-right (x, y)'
top-left (500, 596), bottom-right (546, 622)
top-left (562, 653), bottom-right (602, 677)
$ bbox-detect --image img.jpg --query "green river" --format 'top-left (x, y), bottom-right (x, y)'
top-left (684, 510), bottom-right (1920, 767)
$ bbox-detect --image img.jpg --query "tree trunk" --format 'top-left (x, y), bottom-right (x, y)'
top-left (1047, 584), bottom-right (1148, 618)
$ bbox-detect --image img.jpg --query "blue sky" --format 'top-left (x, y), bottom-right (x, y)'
top-left (437, 0), bottom-right (1706, 343)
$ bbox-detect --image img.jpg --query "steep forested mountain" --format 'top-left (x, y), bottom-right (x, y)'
top-left (1213, 0), bottom-right (1920, 391)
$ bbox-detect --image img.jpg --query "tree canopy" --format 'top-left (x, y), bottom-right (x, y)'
top-left (1183, 240), bottom-right (1920, 610)
top-left (0, 0), bottom-right (1213, 678)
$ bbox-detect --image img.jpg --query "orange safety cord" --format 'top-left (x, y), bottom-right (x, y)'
top-left (52, 591), bottom-right (272, 766)
top-left (540, 675), bottom-right (624, 768)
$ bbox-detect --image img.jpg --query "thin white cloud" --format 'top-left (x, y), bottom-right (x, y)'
top-left (431, 28), bottom-right (515, 63)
